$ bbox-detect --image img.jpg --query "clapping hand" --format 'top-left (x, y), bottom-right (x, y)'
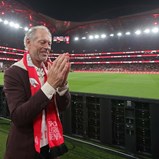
top-left (47, 53), bottom-right (70, 89)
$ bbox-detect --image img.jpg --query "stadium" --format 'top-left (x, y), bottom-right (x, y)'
top-left (0, 0), bottom-right (159, 159)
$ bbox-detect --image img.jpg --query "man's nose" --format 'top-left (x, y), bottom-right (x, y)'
top-left (44, 45), bottom-right (51, 52)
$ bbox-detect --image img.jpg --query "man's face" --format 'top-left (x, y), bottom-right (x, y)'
top-left (26, 29), bottom-right (52, 65)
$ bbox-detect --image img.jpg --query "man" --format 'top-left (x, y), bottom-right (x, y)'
top-left (3, 25), bottom-right (71, 159)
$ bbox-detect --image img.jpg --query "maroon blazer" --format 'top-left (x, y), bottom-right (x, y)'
top-left (3, 65), bottom-right (71, 159)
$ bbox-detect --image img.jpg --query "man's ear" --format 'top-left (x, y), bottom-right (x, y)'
top-left (26, 38), bottom-right (31, 49)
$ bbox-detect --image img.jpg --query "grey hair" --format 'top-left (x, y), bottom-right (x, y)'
top-left (24, 25), bottom-right (52, 50)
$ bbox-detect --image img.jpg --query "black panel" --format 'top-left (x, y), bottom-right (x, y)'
top-left (125, 100), bottom-right (136, 153)
top-left (2, 87), bottom-right (159, 159)
top-left (135, 102), bottom-right (151, 155)
top-left (86, 96), bottom-right (100, 141)
top-left (71, 94), bottom-right (85, 136)
top-left (111, 100), bottom-right (125, 147)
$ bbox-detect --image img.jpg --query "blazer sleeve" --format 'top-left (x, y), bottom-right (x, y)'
top-left (56, 90), bottom-right (71, 112)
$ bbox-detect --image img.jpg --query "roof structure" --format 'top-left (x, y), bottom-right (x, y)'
top-left (1, 0), bottom-right (159, 35)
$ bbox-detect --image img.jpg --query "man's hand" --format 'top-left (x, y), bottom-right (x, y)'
top-left (47, 53), bottom-right (70, 89)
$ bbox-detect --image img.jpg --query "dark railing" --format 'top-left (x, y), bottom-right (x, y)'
top-left (1, 86), bottom-right (159, 159)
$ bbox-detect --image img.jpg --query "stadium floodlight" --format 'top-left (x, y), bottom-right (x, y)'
top-left (110, 34), bottom-right (114, 37)
top-left (81, 36), bottom-right (86, 39)
top-left (74, 37), bottom-right (79, 41)
top-left (135, 30), bottom-right (141, 35)
top-left (94, 34), bottom-right (99, 39)
top-left (14, 23), bottom-right (20, 29)
top-left (9, 22), bottom-right (14, 27)
top-left (24, 27), bottom-right (29, 31)
top-left (144, 28), bottom-right (150, 34)
top-left (88, 35), bottom-right (94, 39)
top-left (117, 32), bottom-right (122, 36)
top-left (125, 32), bottom-right (131, 35)
top-left (4, 20), bottom-right (8, 24)
top-left (101, 34), bottom-right (106, 38)
top-left (152, 27), bottom-right (159, 33)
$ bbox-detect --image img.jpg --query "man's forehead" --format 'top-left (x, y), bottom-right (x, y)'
top-left (35, 29), bottom-right (51, 36)
top-left (33, 30), bottom-right (52, 40)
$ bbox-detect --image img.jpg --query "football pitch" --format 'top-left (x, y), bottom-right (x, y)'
top-left (68, 72), bottom-right (159, 100)
top-left (0, 72), bottom-right (159, 99)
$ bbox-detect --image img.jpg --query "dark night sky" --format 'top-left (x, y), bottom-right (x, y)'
top-left (16, 0), bottom-right (159, 22)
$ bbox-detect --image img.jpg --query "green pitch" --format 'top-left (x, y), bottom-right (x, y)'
top-left (0, 72), bottom-right (159, 99)
top-left (0, 72), bottom-right (4, 86)
top-left (68, 72), bottom-right (159, 100)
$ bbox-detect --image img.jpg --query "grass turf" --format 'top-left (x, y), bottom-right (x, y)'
top-left (68, 72), bottom-right (159, 100)
top-left (0, 72), bottom-right (159, 99)
top-left (0, 118), bottom-right (10, 158)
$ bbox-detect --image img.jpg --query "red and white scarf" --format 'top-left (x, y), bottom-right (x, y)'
top-left (23, 52), bottom-right (64, 153)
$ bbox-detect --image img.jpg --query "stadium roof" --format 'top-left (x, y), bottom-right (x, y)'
top-left (14, 0), bottom-right (159, 22)
top-left (1, 0), bottom-right (159, 34)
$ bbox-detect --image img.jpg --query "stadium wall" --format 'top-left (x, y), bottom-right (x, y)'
top-left (1, 86), bottom-right (159, 159)
top-left (61, 92), bottom-right (159, 159)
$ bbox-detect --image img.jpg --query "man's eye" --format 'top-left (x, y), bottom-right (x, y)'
top-left (40, 41), bottom-right (45, 44)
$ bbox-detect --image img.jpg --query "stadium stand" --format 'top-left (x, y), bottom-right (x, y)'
top-left (0, 46), bottom-right (159, 74)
